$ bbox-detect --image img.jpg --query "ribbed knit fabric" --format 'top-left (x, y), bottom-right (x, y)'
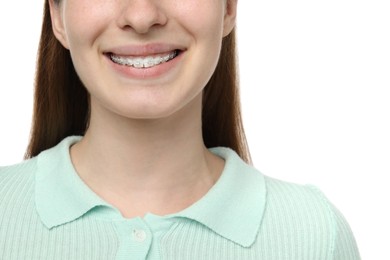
top-left (0, 136), bottom-right (360, 260)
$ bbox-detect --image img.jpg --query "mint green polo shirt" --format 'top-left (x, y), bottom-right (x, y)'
top-left (0, 136), bottom-right (360, 259)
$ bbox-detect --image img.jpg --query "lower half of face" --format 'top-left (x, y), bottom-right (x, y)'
top-left (72, 41), bottom-right (222, 120)
top-left (64, 0), bottom-right (228, 120)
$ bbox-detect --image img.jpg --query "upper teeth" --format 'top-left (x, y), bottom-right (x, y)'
top-left (110, 51), bottom-right (177, 68)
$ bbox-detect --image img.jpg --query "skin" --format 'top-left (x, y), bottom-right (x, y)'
top-left (49, 0), bottom-right (238, 218)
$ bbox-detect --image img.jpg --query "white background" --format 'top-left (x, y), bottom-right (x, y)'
top-left (1, 1), bottom-right (389, 259)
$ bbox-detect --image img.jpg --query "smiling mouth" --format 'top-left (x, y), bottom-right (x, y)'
top-left (109, 50), bottom-right (180, 69)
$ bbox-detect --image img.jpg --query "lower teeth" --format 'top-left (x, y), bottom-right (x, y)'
top-left (110, 51), bottom-right (177, 68)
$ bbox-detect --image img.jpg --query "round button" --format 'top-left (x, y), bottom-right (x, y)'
top-left (132, 229), bottom-right (147, 242)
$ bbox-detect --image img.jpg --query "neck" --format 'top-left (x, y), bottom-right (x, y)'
top-left (70, 95), bottom-right (225, 218)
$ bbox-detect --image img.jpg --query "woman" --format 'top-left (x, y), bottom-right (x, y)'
top-left (0, 0), bottom-right (360, 259)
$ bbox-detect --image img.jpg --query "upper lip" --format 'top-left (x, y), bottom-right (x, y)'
top-left (104, 43), bottom-right (186, 56)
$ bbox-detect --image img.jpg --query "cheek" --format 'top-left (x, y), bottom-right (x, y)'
top-left (173, 0), bottom-right (225, 39)
top-left (63, 0), bottom-right (115, 48)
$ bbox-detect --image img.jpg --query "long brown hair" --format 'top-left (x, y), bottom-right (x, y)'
top-left (25, 0), bottom-right (251, 163)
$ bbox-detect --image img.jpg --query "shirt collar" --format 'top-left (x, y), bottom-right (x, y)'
top-left (35, 136), bottom-right (267, 247)
top-left (170, 147), bottom-right (267, 247)
top-left (35, 136), bottom-right (112, 229)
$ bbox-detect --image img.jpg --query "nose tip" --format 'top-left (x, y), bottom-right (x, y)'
top-left (117, 0), bottom-right (167, 34)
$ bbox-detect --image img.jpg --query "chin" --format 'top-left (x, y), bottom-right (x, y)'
top-left (112, 102), bottom-right (184, 121)
top-left (94, 89), bottom-right (202, 122)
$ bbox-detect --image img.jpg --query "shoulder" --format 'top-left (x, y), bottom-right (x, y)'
top-left (0, 157), bottom-right (38, 182)
top-left (263, 175), bottom-right (347, 232)
top-left (0, 158), bottom-right (38, 208)
top-left (262, 176), bottom-right (336, 232)
top-left (259, 176), bottom-right (360, 259)
top-left (264, 176), bottom-right (331, 210)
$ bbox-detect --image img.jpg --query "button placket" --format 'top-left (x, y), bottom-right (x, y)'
top-left (114, 219), bottom-right (153, 260)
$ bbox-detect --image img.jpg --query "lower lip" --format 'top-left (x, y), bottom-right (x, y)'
top-left (106, 52), bottom-right (184, 80)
